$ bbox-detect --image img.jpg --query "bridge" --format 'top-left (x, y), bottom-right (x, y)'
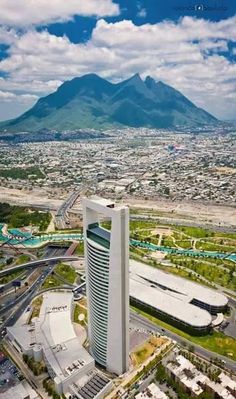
top-left (0, 256), bottom-right (79, 277)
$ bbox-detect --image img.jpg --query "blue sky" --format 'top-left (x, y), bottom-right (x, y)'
top-left (0, 0), bottom-right (235, 121)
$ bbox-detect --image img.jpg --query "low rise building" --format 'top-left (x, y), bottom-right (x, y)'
top-left (166, 355), bottom-right (236, 399)
top-left (135, 383), bottom-right (168, 399)
top-left (7, 292), bottom-right (112, 398)
top-left (0, 381), bottom-right (38, 399)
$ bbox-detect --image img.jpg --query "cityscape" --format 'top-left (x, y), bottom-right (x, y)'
top-left (0, 1), bottom-right (236, 399)
top-left (0, 190), bottom-right (235, 399)
top-left (0, 129), bottom-right (235, 206)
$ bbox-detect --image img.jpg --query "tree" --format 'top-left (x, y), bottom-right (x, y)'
top-left (52, 392), bottom-right (60, 399)
top-left (188, 345), bottom-right (195, 353)
top-left (23, 354), bottom-right (29, 363)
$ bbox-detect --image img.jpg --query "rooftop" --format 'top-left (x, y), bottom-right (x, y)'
top-left (135, 383), bottom-right (168, 399)
top-left (87, 224), bottom-right (111, 249)
top-left (130, 260), bottom-right (228, 308)
top-left (130, 275), bottom-right (212, 328)
top-left (7, 292), bottom-right (94, 383)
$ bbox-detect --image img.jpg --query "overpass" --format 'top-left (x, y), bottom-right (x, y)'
top-left (0, 256), bottom-right (79, 277)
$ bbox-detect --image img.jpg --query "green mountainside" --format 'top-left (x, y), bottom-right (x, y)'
top-left (0, 73), bottom-right (218, 132)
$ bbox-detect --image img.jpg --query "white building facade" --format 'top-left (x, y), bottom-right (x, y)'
top-left (82, 197), bottom-right (129, 375)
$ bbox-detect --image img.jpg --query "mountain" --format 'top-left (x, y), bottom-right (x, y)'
top-left (0, 73), bottom-right (218, 132)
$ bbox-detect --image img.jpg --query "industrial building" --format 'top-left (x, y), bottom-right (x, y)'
top-left (82, 197), bottom-right (129, 375)
top-left (130, 260), bottom-right (228, 334)
top-left (7, 292), bottom-right (112, 398)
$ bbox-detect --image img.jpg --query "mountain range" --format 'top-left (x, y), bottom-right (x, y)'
top-left (0, 73), bottom-right (218, 132)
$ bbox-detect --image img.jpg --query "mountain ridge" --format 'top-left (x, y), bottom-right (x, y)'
top-left (0, 73), bottom-right (218, 132)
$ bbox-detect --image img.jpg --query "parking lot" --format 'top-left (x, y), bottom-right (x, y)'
top-left (0, 351), bottom-right (22, 393)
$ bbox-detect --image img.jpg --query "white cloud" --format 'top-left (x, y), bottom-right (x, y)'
top-left (137, 8), bottom-right (147, 18)
top-left (0, 0), bottom-right (119, 27)
top-left (0, 90), bottom-right (16, 100)
top-left (0, 90), bottom-right (38, 103)
top-left (0, 16), bottom-right (236, 120)
top-left (0, 26), bottom-right (18, 45)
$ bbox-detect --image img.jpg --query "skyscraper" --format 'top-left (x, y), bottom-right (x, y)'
top-left (82, 197), bottom-right (129, 375)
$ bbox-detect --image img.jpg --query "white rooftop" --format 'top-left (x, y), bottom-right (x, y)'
top-left (130, 275), bottom-right (212, 328)
top-left (135, 383), bottom-right (168, 399)
top-left (36, 292), bottom-right (76, 347)
top-left (83, 196), bottom-right (127, 213)
top-left (130, 260), bottom-right (228, 308)
top-left (166, 355), bottom-right (208, 396)
top-left (7, 292), bottom-right (94, 383)
top-left (167, 355), bottom-right (236, 399)
top-left (34, 292), bottom-right (94, 379)
top-left (0, 381), bottom-right (38, 399)
top-left (85, 196), bottom-right (115, 207)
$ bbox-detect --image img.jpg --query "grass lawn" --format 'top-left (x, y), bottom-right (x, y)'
top-left (196, 241), bottom-right (236, 253)
top-left (131, 336), bottom-right (167, 366)
top-left (175, 240), bottom-right (193, 249)
top-left (167, 255), bottom-right (236, 290)
top-left (175, 225), bottom-right (215, 238)
top-left (42, 275), bottom-right (63, 289)
top-left (73, 303), bottom-right (87, 326)
top-left (29, 295), bottom-right (43, 322)
top-left (75, 242), bottom-right (84, 255)
top-left (15, 254), bottom-right (31, 265)
top-left (0, 269), bottom-right (25, 284)
top-left (132, 307), bottom-right (236, 361)
top-left (131, 252), bottom-right (212, 287)
top-left (55, 263), bottom-right (77, 284)
top-left (161, 236), bottom-right (176, 247)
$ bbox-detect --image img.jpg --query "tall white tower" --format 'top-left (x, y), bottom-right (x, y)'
top-left (82, 197), bottom-right (129, 375)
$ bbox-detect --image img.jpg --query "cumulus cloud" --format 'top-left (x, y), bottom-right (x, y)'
top-left (0, 26), bottom-right (18, 45)
top-left (0, 16), bottom-right (236, 120)
top-left (0, 0), bottom-right (119, 27)
top-left (0, 90), bottom-right (38, 103)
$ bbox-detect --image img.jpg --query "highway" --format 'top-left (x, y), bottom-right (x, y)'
top-left (0, 246), bottom-right (74, 334)
top-left (0, 264), bottom-right (54, 336)
top-left (130, 311), bottom-right (236, 373)
top-left (55, 190), bottom-right (81, 229)
top-left (0, 255), bottom-right (79, 277)
top-left (7, 266), bottom-right (53, 326)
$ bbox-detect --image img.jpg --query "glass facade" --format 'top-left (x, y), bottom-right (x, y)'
top-left (87, 239), bottom-right (110, 365)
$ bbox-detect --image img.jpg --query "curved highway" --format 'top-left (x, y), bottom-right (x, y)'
top-left (0, 255), bottom-right (79, 277)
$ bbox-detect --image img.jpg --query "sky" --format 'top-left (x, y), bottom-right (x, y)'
top-left (0, 0), bottom-right (236, 122)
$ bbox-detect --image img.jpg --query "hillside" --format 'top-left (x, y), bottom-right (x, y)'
top-left (0, 73), bottom-right (218, 132)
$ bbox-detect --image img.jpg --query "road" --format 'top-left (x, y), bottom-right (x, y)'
top-left (130, 311), bottom-right (236, 373)
top-left (0, 264), bottom-right (54, 334)
top-left (0, 255), bottom-right (79, 277)
top-left (55, 190), bottom-right (81, 229)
